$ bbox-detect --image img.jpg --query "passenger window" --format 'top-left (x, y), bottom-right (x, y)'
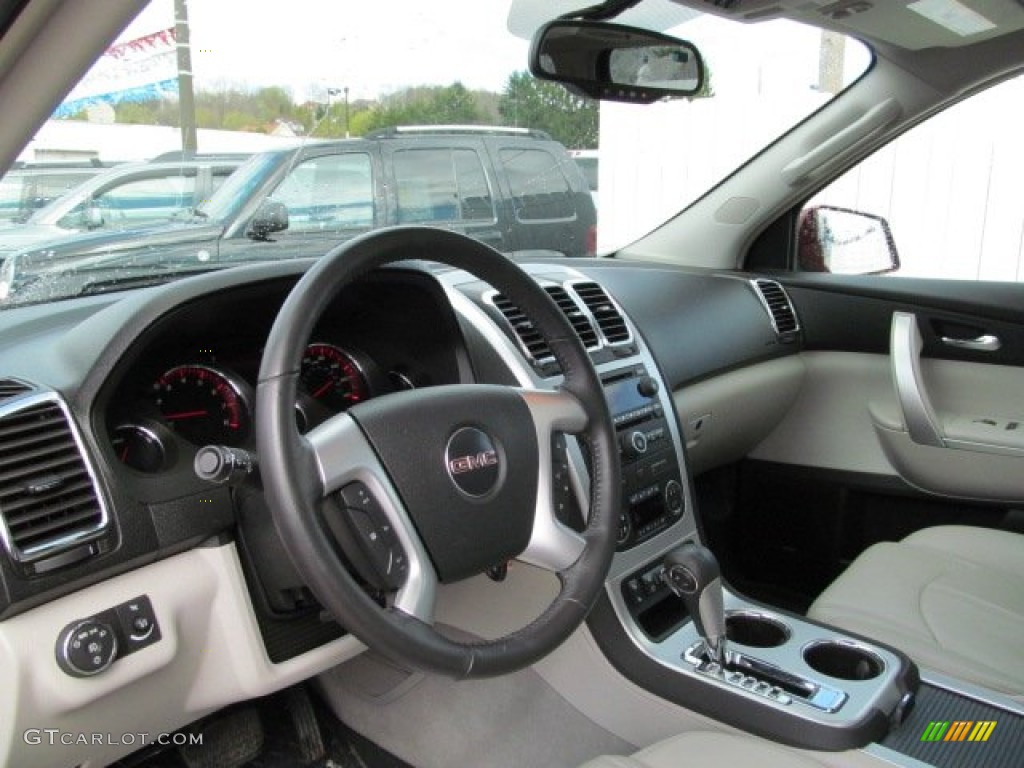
top-left (500, 148), bottom-right (575, 222)
top-left (801, 73), bottom-right (1024, 281)
top-left (60, 175), bottom-right (195, 229)
top-left (270, 154), bottom-right (375, 233)
top-left (393, 149), bottom-right (494, 224)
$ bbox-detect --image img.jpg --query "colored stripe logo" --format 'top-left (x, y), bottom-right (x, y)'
top-left (920, 721), bottom-right (997, 742)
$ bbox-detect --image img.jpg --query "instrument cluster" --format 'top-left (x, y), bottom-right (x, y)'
top-left (102, 273), bottom-right (459, 479)
top-left (108, 341), bottom-right (405, 474)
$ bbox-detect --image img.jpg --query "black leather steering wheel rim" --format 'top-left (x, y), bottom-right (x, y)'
top-left (256, 226), bottom-right (619, 678)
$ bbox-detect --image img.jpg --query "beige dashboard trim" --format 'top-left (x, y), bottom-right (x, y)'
top-left (0, 544), bottom-right (364, 768)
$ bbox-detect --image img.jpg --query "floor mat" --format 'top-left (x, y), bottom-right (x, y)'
top-left (318, 651), bottom-right (634, 768)
top-left (111, 686), bottom-right (411, 768)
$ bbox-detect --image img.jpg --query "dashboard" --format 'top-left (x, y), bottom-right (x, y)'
top-left (0, 253), bottom-right (797, 768)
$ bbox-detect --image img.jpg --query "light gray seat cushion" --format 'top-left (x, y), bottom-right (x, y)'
top-left (808, 525), bottom-right (1024, 699)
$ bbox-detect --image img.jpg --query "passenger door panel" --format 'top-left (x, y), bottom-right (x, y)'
top-left (711, 273), bottom-right (1024, 609)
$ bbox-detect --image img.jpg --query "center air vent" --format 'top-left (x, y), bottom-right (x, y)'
top-left (751, 279), bottom-right (800, 339)
top-left (0, 395), bottom-right (108, 563)
top-left (489, 285), bottom-right (599, 364)
top-left (571, 282), bottom-right (631, 344)
top-left (0, 378), bottom-right (32, 403)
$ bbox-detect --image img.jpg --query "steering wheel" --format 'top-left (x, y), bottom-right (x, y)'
top-left (256, 226), bottom-right (619, 678)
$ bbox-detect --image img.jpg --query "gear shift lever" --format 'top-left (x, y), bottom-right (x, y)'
top-left (662, 541), bottom-right (727, 663)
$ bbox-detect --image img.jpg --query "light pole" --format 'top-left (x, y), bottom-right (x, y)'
top-left (326, 87), bottom-right (342, 136)
top-left (343, 86), bottom-right (350, 139)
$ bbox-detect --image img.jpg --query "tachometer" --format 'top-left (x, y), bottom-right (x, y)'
top-left (300, 343), bottom-right (370, 411)
top-left (152, 364), bottom-right (251, 445)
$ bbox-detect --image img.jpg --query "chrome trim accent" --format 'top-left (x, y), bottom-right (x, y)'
top-left (749, 279), bottom-right (801, 337)
top-left (306, 413), bottom-right (437, 622)
top-left (606, 568), bottom-right (907, 728)
top-left (891, 312), bottom-right (944, 447)
top-left (566, 278), bottom-right (635, 346)
top-left (940, 333), bottom-right (1001, 352)
top-left (0, 390), bottom-right (111, 563)
top-left (516, 388), bottom-right (587, 572)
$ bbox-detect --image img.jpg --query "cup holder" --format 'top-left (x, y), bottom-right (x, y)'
top-left (803, 640), bottom-right (885, 681)
top-left (725, 611), bottom-right (791, 648)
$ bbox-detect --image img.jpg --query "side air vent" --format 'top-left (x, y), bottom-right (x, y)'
top-left (0, 379), bottom-right (32, 403)
top-left (752, 279), bottom-right (800, 338)
top-left (490, 285), bottom-right (600, 364)
top-left (0, 395), bottom-right (108, 563)
top-left (571, 282), bottom-right (631, 344)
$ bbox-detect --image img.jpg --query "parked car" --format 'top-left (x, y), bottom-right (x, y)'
top-left (0, 155), bottom-right (246, 253)
top-left (0, 126), bottom-right (595, 301)
top-left (0, 160), bottom-right (112, 227)
top-left (2, 2), bottom-right (1024, 768)
top-left (570, 148), bottom-right (598, 210)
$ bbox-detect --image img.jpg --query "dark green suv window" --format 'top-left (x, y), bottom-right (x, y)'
top-left (393, 148), bottom-right (494, 224)
top-left (499, 148), bottom-right (575, 222)
top-left (271, 153), bottom-right (375, 232)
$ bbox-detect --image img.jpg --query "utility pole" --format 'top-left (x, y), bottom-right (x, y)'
top-left (344, 86), bottom-right (350, 138)
top-left (174, 0), bottom-right (198, 154)
top-left (818, 30), bottom-right (846, 95)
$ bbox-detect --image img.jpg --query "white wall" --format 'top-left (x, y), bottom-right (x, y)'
top-left (600, 75), bottom-right (1024, 282)
top-left (18, 120), bottom-right (301, 164)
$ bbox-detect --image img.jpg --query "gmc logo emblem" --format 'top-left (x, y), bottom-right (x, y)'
top-left (445, 427), bottom-right (502, 497)
top-left (448, 450), bottom-right (498, 475)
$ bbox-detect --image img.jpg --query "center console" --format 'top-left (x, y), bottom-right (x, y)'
top-left (467, 265), bottom-right (920, 752)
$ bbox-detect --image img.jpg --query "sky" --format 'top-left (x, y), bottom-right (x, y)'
top-left (118, 0), bottom-right (871, 104)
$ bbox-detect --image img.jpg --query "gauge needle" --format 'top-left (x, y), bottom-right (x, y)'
top-left (165, 409), bottom-right (208, 420)
top-left (312, 382), bottom-right (333, 399)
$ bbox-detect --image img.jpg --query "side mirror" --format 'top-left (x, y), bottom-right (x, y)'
top-left (529, 20), bottom-right (704, 104)
top-left (82, 203), bottom-right (104, 230)
top-left (798, 205), bottom-right (900, 275)
top-left (248, 200), bottom-right (288, 241)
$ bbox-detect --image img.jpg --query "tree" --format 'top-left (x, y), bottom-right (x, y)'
top-left (352, 83), bottom-right (485, 135)
top-left (498, 72), bottom-right (598, 149)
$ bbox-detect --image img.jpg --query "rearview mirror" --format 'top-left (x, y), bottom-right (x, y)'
top-left (529, 20), bottom-right (704, 104)
top-left (798, 206), bottom-right (900, 275)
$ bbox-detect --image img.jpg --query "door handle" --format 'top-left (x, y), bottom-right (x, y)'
top-left (940, 334), bottom-right (1001, 352)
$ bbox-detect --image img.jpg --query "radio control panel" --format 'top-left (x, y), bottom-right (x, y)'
top-left (602, 365), bottom-right (686, 550)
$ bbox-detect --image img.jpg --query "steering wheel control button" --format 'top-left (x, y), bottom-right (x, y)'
top-left (337, 482), bottom-right (409, 591)
top-left (445, 427), bottom-right (502, 498)
top-left (57, 620), bottom-right (118, 677)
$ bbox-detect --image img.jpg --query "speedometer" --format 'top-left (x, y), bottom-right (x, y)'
top-left (300, 343), bottom-right (369, 412)
top-left (152, 364), bottom-right (251, 445)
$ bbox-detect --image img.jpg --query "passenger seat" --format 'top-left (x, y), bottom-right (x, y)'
top-left (807, 525), bottom-right (1024, 699)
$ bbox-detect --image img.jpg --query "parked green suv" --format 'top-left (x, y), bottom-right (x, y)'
top-left (1, 127), bottom-right (597, 303)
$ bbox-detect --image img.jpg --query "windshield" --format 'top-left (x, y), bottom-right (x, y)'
top-left (1, 0), bottom-right (869, 307)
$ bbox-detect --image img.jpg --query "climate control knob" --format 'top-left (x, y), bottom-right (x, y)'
top-left (620, 430), bottom-right (648, 458)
